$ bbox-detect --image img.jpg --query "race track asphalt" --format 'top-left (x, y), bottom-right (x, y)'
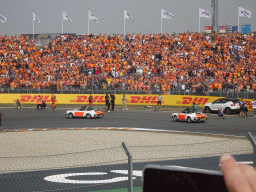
top-left (1, 107), bottom-right (256, 137)
top-left (0, 107), bottom-right (254, 192)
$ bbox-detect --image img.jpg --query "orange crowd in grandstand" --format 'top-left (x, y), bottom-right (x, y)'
top-left (0, 32), bottom-right (256, 93)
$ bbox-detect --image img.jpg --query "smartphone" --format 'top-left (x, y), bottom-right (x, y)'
top-left (143, 165), bottom-right (228, 192)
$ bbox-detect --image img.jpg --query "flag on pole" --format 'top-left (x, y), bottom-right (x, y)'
top-left (199, 7), bottom-right (211, 18)
top-left (62, 10), bottom-right (72, 22)
top-left (32, 12), bottom-right (41, 24)
top-left (0, 15), bottom-right (7, 24)
top-left (124, 9), bottom-right (133, 21)
top-left (161, 8), bottom-right (174, 19)
top-left (88, 10), bottom-right (98, 23)
top-left (239, 7), bottom-right (252, 18)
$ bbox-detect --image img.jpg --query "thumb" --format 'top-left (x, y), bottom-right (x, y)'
top-left (220, 154), bottom-right (253, 192)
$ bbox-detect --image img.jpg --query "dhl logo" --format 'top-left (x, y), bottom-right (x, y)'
top-left (176, 97), bottom-right (209, 105)
top-left (127, 96), bottom-right (163, 104)
top-left (70, 96), bottom-right (163, 104)
top-left (70, 96), bottom-right (105, 103)
top-left (246, 101), bottom-right (252, 109)
top-left (17, 95), bottom-right (52, 102)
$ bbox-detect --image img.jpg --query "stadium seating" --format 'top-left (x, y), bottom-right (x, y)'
top-left (0, 33), bottom-right (256, 94)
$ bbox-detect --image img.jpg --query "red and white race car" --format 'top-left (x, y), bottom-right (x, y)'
top-left (172, 108), bottom-right (208, 123)
top-left (65, 105), bottom-right (104, 119)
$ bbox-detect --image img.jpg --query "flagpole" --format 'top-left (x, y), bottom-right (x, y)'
top-left (32, 11), bottom-right (34, 39)
top-left (199, 7), bottom-right (200, 33)
top-left (238, 6), bottom-right (240, 33)
top-left (161, 7), bottom-right (163, 34)
top-left (33, 20), bottom-right (34, 39)
top-left (88, 8), bottom-right (89, 35)
top-left (124, 8), bottom-right (125, 36)
top-left (161, 18), bottom-right (162, 34)
top-left (62, 10), bottom-right (63, 34)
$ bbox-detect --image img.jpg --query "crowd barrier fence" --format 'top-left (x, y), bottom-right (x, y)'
top-left (1, 87), bottom-right (256, 100)
top-left (0, 132), bottom-right (254, 191)
top-left (1, 93), bottom-right (254, 111)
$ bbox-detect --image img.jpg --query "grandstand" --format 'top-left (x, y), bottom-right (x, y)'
top-left (0, 32), bottom-right (256, 98)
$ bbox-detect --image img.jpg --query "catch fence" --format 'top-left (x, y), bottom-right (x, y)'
top-left (0, 130), bottom-right (254, 191)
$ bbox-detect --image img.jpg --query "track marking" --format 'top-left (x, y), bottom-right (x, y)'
top-left (1, 126), bottom-right (249, 139)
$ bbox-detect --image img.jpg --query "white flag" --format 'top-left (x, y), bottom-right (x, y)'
top-left (88, 10), bottom-right (98, 23)
top-left (32, 12), bottom-right (41, 24)
top-left (124, 9), bottom-right (133, 21)
top-left (62, 10), bottom-right (72, 22)
top-left (239, 7), bottom-right (252, 18)
top-left (199, 7), bottom-right (211, 18)
top-left (0, 15), bottom-right (7, 24)
top-left (161, 8), bottom-right (174, 19)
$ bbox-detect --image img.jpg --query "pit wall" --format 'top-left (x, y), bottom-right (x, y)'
top-left (0, 94), bottom-right (253, 110)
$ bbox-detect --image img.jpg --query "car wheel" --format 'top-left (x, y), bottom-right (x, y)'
top-left (204, 107), bottom-right (210, 113)
top-left (86, 113), bottom-right (91, 119)
top-left (173, 116), bottom-right (178, 122)
top-left (68, 113), bottom-right (73, 119)
top-left (187, 117), bottom-right (192, 123)
top-left (224, 108), bottom-right (231, 115)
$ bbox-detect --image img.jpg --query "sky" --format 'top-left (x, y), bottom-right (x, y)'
top-left (0, 0), bottom-right (255, 36)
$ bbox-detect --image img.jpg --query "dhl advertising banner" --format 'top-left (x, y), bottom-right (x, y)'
top-left (0, 94), bottom-right (253, 110)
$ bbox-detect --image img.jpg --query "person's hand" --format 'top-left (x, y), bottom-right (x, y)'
top-left (220, 154), bottom-right (256, 192)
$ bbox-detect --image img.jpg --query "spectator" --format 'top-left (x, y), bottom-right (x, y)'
top-left (218, 108), bottom-right (225, 119)
top-left (15, 99), bottom-right (21, 109)
top-left (89, 94), bottom-right (93, 106)
top-left (1, 33), bottom-right (256, 95)
top-left (122, 95), bottom-right (128, 110)
top-left (252, 98), bottom-right (256, 118)
top-left (41, 100), bottom-right (46, 109)
top-left (244, 100), bottom-right (248, 117)
top-left (111, 94), bottom-right (116, 111)
top-left (239, 99), bottom-right (245, 118)
top-left (51, 93), bottom-right (56, 109)
top-left (36, 95), bottom-right (42, 110)
top-left (156, 93), bottom-right (162, 111)
top-left (105, 94), bottom-right (110, 112)
top-left (192, 102), bottom-right (198, 112)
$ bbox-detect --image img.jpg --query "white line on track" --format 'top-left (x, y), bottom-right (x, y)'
top-left (125, 127), bottom-right (246, 138)
top-left (2, 126), bottom-right (248, 139)
top-left (105, 127), bottom-right (116, 129)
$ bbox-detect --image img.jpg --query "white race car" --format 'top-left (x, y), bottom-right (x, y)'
top-left (172, 108), bottom-right (208, 123)
top-left (65, 105), bottom-right (104, 119)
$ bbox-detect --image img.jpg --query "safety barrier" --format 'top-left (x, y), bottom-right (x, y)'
top-left (1, 94), bottom-right (253, 110)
